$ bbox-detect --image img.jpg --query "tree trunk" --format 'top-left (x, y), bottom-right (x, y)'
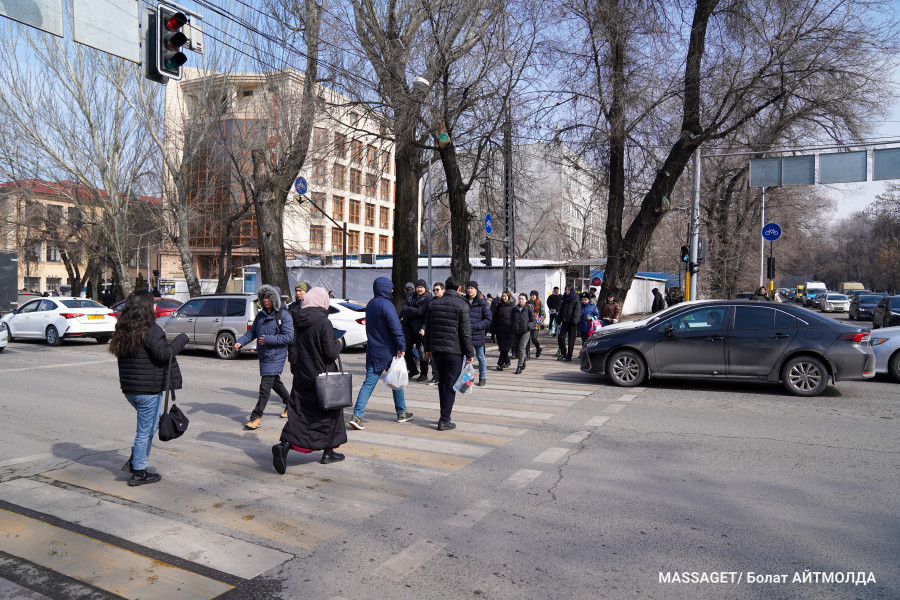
top-left (437, 142), bottom-right (472, 284)
top-left (251, 151), bottom-right (290, 294)
top-left (392, 134), bottom-right (422, 308)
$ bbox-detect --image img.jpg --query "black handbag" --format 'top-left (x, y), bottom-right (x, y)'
top-left (158, 353), bottom-right (189, 441)
top-left (315, 355), bottom-right (353, 410)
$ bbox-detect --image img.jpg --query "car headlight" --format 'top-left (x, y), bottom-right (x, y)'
top-left (870, 338), bottom-right (888, 345)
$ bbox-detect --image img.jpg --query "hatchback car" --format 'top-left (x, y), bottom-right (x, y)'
top-left (579, 300), bottom-right (874, 396)
top-left (872, 295), bottom-right (900, 329)
top-left (110, 297), bottom-right (182, 319)
top-left (849, 293), bottom-right (885, 321)
top-left (328, 299), bottom-right (367, 349)
top-left (158, 294), bottom-right (260, 359)
top-left (0, 297), bottom-right (116, 346)
top-left (869, 326), bottom-right (900, 382)
top-left (818, 293), bottom-right (850, 313)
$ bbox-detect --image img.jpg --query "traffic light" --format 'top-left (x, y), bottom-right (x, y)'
top-left (479, 239), bottom-right (492, 267)
top-left (680, 245), bottom-right (690, 263)
top-left (157, 4), bottom-right (188, 80)
top-left (767, 256), bottom-right (775, 280)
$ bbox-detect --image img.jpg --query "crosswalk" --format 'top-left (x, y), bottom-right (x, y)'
top-left (0, 344), bottom-right (600, 599)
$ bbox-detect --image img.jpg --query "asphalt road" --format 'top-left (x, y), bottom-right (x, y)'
top-left (0, 320), bottom-right (897, 600)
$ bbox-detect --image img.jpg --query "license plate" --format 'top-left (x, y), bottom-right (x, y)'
top-left (88, 315), bottom-right (104, 320)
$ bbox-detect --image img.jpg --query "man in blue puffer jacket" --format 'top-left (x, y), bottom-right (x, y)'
top-left (235, 284), bottom-right (294, 430)
top-left (348, 277), bottom-right (413, 430)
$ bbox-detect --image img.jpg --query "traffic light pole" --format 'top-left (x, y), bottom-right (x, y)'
top-left (688, 151), bottom-right (701, 301)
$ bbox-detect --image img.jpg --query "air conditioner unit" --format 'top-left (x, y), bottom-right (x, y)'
top-left (359, 253), bottom-right (376, 265)
top-left (320, 255), bottom-right (334, 266)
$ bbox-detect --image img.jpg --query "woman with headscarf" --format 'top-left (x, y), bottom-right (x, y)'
top-left (272, 287), bottom-right (347, 473)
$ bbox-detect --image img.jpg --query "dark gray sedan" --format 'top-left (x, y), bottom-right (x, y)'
top-left (579, 300), bottom-right (875, 396)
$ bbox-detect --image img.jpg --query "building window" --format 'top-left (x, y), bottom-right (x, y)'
top-left (351, 140), bottom-right (363, 164)
top-left (67, 206), bottom-right (82, 227)
top-left (46, 244), bottom-right (61, 262)
top-left (366, 145), bottom-right (378, 168)
top-left (332, 196), bottom-right (344, 221)
top-left (364, 232), bottom-right (374, 254)
top-left (46, 277), bottom-right (62, 293)
top-left (313, 127), bottom-right (328, 148)
top-left (349, 169), bottom-right (362, 194)
top-left (382, 150), bottom-right (392, 174)
top-left (365, 203), bottom-right (375, 227)
top-left (311, 161), bottom-right (328, 186)
top-left (349, 200), bottom-right (361, 224)
top-left (347, 230), bottom-right (360, 255)
top-left (332, 164), bottom-right (345, 189)
top-left (380, 179), bottom-right (391, 202)
top-left (349, 112), bottom-right (360, 127)
top-left (379, 235), bottom-right (389, 254)
top-left (47, 204), bottom-right (64, 225)
top-left (379, 206), bottom-right (390, 229)
top-left (365, 174), bottom-right (377, 197)
top-left (310, 225), bottom-right (324, 251)
top-left (334, 133), bottom-right (347, 158)
top-left (310, 192), bottom-right (326, 211)
top-left (24, 277), bottom-right (41, 292)
top-left (331, 227), bottom-right (344, 253)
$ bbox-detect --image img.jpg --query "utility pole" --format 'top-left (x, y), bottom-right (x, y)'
top-left (502, 100), bottom-right (516, 293)
top-left (688, 150), bottom-right (701, 300)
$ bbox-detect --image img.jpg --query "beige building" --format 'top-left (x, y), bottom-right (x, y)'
top-left (163, 69), bottom-right (399, 282)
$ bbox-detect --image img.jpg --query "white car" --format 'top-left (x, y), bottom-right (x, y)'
top-left (328, 299), bottom-right (367, 349)
top-left (0, 319), bottom-right (7, 352)
top-left (0, 297), bottom-right (116, 346)
top-left (819, 293), bottom-right (850, 313)
top-left (870, 326), bottom-right (900, 382)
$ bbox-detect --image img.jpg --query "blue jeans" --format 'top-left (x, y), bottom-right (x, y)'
top-left (353, 365), bottom-right (407, 419)
top-left (125, 392), bottom-right (164, 471)
top-left (474, 345), bottom-right (486, 379)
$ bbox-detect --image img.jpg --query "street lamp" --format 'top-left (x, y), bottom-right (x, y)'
top-left (296, 194), bottom-right (348, 298)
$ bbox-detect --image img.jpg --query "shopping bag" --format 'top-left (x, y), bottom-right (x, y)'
top-left (380, 356), bottom-right (409, 390)
top-left (452, 362), bottom-right (476, 394)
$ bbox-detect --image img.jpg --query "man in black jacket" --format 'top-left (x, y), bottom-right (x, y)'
top-left (424, 277), bottom-right (474, 430)
top-left (546, 286), bottom-right (562, 335)
top-left (400, 279), bottom-right (432, 381)
top-left (557, 285), bottom-right (581, 362)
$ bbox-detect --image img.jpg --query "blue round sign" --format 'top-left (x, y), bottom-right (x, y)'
top-left (485, 214), bottom-right (492, 234)
top-left (762, 222), bottom-right (781, 241)
top-left (294, 176), bottom-right (308, 195)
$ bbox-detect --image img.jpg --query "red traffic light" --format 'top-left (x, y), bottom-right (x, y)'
top-left (156, 4), bottom-right (189, 79)
top-left (165, 12), bottom-right (187, 31)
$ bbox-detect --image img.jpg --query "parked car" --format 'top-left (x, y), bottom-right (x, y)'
top-left (849, 293), bottom-right (885, 321)
top-left (872, 295), bottom-right (900, 329)
top-left (110, 297), bottom-right (183, 319)
top-left (803, 292), bottom-right (823, 308)
top-left (869, 326), bottom-right (900, 382)
top-left (579, 300), bottom-right (874, 397)
top-left (0, 319), bottom-right (7, 351)
top-left (818, 293), bottom-right (850, 313)
top-left (157, 294), bottom-right (259, 359)
top-left (0, 297), bottom-right (116, 346)
top-left (327, 299), bottom-right (368, 349)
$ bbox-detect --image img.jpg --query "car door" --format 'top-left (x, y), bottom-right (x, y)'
top-left (653, 306), bottom-right (729, 376)
top-left (9, 299), bottom-right (42, 337)
top-left (165, 298), bottom-right (204, 342)
top-left (194, 298), bottom-right (227, 345)
top-left (32, 299), bottom-right (60, 337)
top-left (727, 306), bottom-right (797, 376)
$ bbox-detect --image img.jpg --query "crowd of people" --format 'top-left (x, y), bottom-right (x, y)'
top-left (109, 278), bottom-right (620, 484)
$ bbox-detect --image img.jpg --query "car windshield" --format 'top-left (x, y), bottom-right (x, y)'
top-left (157, 299), bottom-right (182, 309)
top-left (61, 299), bottom-right (105, 309)
top-left (890, 298), bottom-right (900, 308)
top-left (338, 302), bottom-right (365, 311)
top-left (859, 295), bottom-right (883, 305)
top-left (827, 295), bottom-right (847, 301)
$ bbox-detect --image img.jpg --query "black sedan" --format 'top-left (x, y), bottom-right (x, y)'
top-left (872, 295), bottom-right (900, 329)
top-left (849, 293), bottom-right (885, 321)
top-left (579, 300), bottom-right (875, 396)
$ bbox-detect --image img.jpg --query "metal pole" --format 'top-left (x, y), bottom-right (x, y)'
top-left (503, 100), bottom-right (516, 292)
top-left (426, 159), bottom-right (433, 285)
top-left (759, 187), bottom-right (766, 287)
top-left (342, 223), bottom-right (347, 299)
top-left (689, 150), bottom-right (701, 301)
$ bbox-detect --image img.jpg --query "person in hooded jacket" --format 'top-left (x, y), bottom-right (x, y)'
top-left (512, 293), bottom-right (536, 374)
top-left (578, 292), bottom-right (600, 343)
top-left (465, 281), bottom-right (492, 386)
top-left (651, 288), bottom-right (666, 313)
top-left (235, 285), bottom-right (295, 430)
top-left (492, 291), bottom-right (517, 370)
top-left (348, 277), bottom-right (413, 430)
top-left (272, 287), bottom-right (347, 472)
top-left (556, 285), bottom-right (581, 361)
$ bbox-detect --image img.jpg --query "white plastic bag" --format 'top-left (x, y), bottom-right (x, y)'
top-left (380, 357), bottom-right (409, 390)
top-left (452, 362), bottom-right (476, 394)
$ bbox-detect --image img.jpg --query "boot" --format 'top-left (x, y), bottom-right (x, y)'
top-left (128, 470), bottom-right (161, 486)
top-left (321, 449), bottom-right (346, 464)
top-left (535, 347), bottom-right (542, 358)
top-left (514, 367), bottom-right (522, 374)
top-left (272, 442), bottom-right (290, 474)
top-left (416, 360), bottom-right (429, 382)
top-left (476, 377), bottom-right (486, 387)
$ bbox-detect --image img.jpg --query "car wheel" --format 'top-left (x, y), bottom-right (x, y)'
top-left (888, 352), bottom-right (900, 383)
top-left (216, 332), bottom-right (237, 359)
top-left (1, 323), bottom-right (11, 342)
top-left (340, 337), bottom-right (347, 352)
top-left (96, 335), bottom-right (110, 344)
top-left (45, 325), bottom-right (62, 347)
top-left (781, 355), bottom-right (828, 397)
top-left (606, 349), bottom-right (646, 387)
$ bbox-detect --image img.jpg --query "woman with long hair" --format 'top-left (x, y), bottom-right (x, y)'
top-left (110, 289), bottom-right (188, 486)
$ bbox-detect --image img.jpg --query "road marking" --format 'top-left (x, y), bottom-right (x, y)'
top-left (0, 509), bottom-right (233, 600)
top-left (562, 431), bottom-right (589, 444)
top-left (0, 479), bottom-right (291, 579)
top-left (532, 447), bottom-right (569, 464)
top-left (378, 539), bottom-right (444, 581)
top-left (616, 394), bottom-right (637, 403)
top-left (1, 358), bottom-right (118, 373)
top-left (585, 416), bottom-right (611, 427)
top-left (341, 442), bottom-right (473, 470)
top-left (444, 500), bottom-right (492, 528)
top-left (400, 400), bottom-right (554, 421)
top-left (604, 403), bottom-right (625, 414)
top-left (344, 430), bottom-right (494, 458)
top-left (502, 469), bottom-right (542, 489)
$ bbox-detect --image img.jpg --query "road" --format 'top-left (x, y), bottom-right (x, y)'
top-left (0, 320), bottom-right (897, 600)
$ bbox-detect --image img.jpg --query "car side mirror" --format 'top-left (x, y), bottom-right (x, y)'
top-left (10, 309), bottom-right (17, 314)
top-left (663, 323), bottom-right (675, 337)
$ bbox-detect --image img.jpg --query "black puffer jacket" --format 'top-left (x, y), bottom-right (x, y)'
top-left (491, 299), bottom-right (517, 350)
top-left (467, 294), bottom-right (492, 347)
top-left (424, 289), bottom-right (474, 357)
top-left (117, 325), bottom-right (188, 394)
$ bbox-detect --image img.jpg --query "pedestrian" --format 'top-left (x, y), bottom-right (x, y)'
top-left (328, 290), bottom-right (335, 299)
top-left (750, 286), bottom-right (771, 301)
top-left (400, 279), bottom-right (432, 381)
top-left (422, 282), bottom-right (444, 384)
top-left (556, 285), bottom-right (581, 361)
top-left (546, 286), bottom-right (562, 335)
top-left (290, 281), bottom-right (309, 311)
top-left (512, 293), bottom-right (536, 374)
top-left (651, 288), bottom-right (666, 313)
top-left (492, 291), bottom-right (516, 370)
top-left (600, 292), bottom-right (622, 326)
top-left (424, 277), bottom-right (474, 431)
top-left (526, 290), bottom-right (543, 358)
top-left (589, 287), bottom-right (598, 305)
top-left (110, 290), bottom-right (188, 486)
top-left (578, 292), bottom-right (600, 344)
top-left (272, 287), bottom-right (347, 472)
top-left (466, 281), bottom-right (492, 386)
top-left (235, 285), bottom-right (295, 429)
top-left (348, 277), bottom-right (413, 430)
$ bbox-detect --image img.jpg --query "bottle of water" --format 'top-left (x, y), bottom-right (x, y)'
top-left (453, 367), bottom-right (474, 391)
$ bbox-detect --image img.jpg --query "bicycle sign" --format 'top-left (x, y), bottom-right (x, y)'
top-left (762, 222), bottom-right (781, 241)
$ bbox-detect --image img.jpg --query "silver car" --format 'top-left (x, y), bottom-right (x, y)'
top-left (819, 293), bottom-right (850, 313)
top-left (870, 326), bottom-right (900, 381)
top-left (158, 294), bottom-right (259, 359)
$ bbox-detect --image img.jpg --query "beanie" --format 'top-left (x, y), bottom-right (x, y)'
top-left (467, 280), bottom-right (479, 290)
top-left (294, 281), bottom-right (309, 291)
top-left (404, 282), bottom-right (415, 291)
top-left (415, 279), bottom-right (427, 288)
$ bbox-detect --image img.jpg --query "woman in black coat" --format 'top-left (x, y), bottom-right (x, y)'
top-left (110, 290), bottom-right (188, 486)
top-left (491, 291), bottom-right (517, 370)
top-left (273, 287), bottom-right (347, 472)
top-left (511, 293), bottom-right (536, 374)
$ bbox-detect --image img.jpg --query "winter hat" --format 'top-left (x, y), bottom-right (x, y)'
top-left (404, 282), bottom-right (415, 292)
top-left (530, 290), bottom-right (539, 297)
top-left (467, 280), bottom-right (479, 290)
top-left (302, 287), bottom-right (330, 310)
top-left (415, 279), bottom-right (428, 288)
top-left (294, 281), bottom-right (309, 291)
top-left (581, 292), bottom-right (591, 299)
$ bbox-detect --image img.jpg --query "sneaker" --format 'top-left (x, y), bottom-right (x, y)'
top-left (321, 449), bottom-right (346, 464)
top-left (437, 420), bottom-right (456, 431)
top-left (415, 374), bottom-right (429, 382)
top-left (426, 377), bottom-right (439, 385)
top-left (280, 408), bottom-right (288, 418)
top-left (127, 471), bottom-right (161, 486)
top-left (348, 415), bottom-right (365, 430)
top-left (397, 411), bottom-right (414, 422)
top-left (535, 348), bottom-right (542, 358)
top-left (272, 442), bottom-right (289, 475)
top-left (476, 378), bottom-right (486, 387)
top-left (244, 417), bottom-right (262, 430)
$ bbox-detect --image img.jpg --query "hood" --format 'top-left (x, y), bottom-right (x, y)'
top-left (373, 277), bottom-right (394, 300)
top-left (562, 289), bottom-right (577, 302)
top-left (257, 284), bottom-right (282, 312)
